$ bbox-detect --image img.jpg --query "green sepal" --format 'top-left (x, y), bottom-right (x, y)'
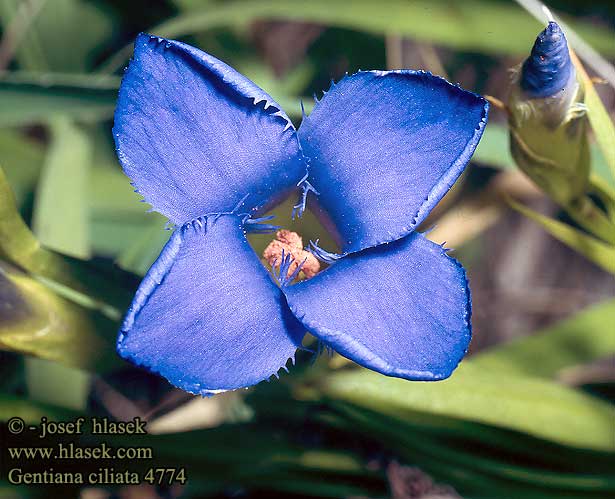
top-left (508, 68), bottom-right (590, 205)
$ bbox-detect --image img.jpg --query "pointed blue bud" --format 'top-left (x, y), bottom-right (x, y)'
top-left (508, 22), bottom-right (589, 204)
top-left (521, 22), bottom-right (573, 98)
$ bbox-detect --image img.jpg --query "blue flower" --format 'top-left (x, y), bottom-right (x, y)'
top-left (113, 34), bottom-right (489, 395)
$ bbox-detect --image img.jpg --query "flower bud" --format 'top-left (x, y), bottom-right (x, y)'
top-left (508, 22), bottom-right (589, 204)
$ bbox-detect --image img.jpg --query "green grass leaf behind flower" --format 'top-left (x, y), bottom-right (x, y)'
top-left (316, 362), bottom-right (615, 452)
top-left (0, 74), bottom-right (118, 127)
top-left (471, 298), bottom-right (615, 378)
top-left (88, 160), bottom-right (170, 261)
top-left (0, 123), bottom-right (168, 264)
top-left (32, 117), bottom-right (91, 258)
top-left (0, 0), bottom-right (113, 72)
top-left (473, 122), bottom-right (516, 169)
top-left (570, 52), bottom-right (615, 183)
top-left (0, 129), bottom-right (44, 206)
top-left (0, 261), bottom-right (119, 371)
top-left (115, 220), bottom-right (171, 275)
top-left (322, 402), bottom-right (615, 499)
top-left (0, 164), bottom-right (73, 281)
top-left (508, 198), bottom-right (615, 274)
top-left (101, 0), bottom-right (615, 73)
top-left (0, 163), bottom-right (135, 318)
top-left (25, 357), bottom-right (90, 410)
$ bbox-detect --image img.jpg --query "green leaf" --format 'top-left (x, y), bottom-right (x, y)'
top-left (25, 357), bottom-right (90, 410)
top-left (0, 163), bottom-right (71, 278)
top-left (473, 122), bottom-right (515, 169)
top-left (508, 198), bottom-right (615, 274)
top-left (571, 53), bottom-right (615, 183)
top-left (0, 73), bottom-right (118, 127)
top-left (472, 299), bottom-right (615, 378)
top-left (0, 0), bottom-right (113, 72)
top-left (316, 362), bottom-right (615, 451)
top-left (116, 220), bottom-right (171, 275)
top-left (157, 1), bottom-right (615, 57)
top-left (0, 129), bottom-right (44, 206)
top-left (0, 394), bottom-right (76, 422)
top-left (0, 261), bottom-right (119, 371)
top-left (592, 148), bottom-right (615, 193)
top-left (236, 59), bottom-right (315, 117)
top-left (589, 174), bottom-right (615, 223)
top-left (32, 117), bottom-right (91, 258)
top-left (88, 161), bottom-right (170, 260)
top-left (89, 162), bottom-right (148, 219)
top-left (0, 164), bottom-right (134, 319)
top-left (101, 0), bottom-right (615, 72)
top-left (326, 403), bottom-right (615, 498)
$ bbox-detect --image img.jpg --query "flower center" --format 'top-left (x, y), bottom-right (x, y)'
top-left (263, 230), bottom-right (320, 281)
top-left (246, 195), bottom-right (341, 284)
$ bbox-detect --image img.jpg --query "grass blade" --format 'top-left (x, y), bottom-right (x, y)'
top-left (99, 0), bottom-right (615, 73)
top-left (471, 299), bottom-right (615, 378)
top-left (317, 363), bottom-right (615, 451)
top-left (508, 198), bottom-right (615, 274)
top-left (32, 117), bottom-right (91, 258)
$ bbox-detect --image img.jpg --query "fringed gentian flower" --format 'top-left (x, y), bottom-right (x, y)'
top-left (508, 22), bottom-right (589, 204)
top-left (113, 34), bottom-right (488, 395)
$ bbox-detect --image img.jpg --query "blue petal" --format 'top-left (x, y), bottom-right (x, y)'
top-left (114, 34), bottom-right (306, 224)
top-left (117, 214), bottom-right (304, 395)
top-left (521, 22), bottom-right (573, 98)
top-left (298, 71), bottom-right (488, 253)
top-left (284, 233), bottom-right (471, 380)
